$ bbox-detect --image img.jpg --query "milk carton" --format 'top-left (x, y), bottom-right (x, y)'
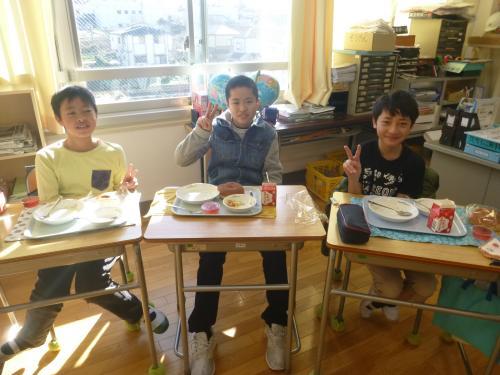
top-left (261, 183), bottom-right (277, 206)
top-left (427, 199), bottom-right (455, 233)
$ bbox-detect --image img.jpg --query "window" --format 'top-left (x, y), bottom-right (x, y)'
top-left (55, 0), bottom-right (291, 123)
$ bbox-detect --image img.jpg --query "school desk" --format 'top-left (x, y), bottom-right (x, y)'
top-left (143, 185), bottom-right (325, 373)
top-left (314, 192), bottom-right (500, 375)
top-left (0, 198), bottom-right (164, 375)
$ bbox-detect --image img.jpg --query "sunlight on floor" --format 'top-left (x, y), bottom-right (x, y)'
top-left (222, 327), bottom-right (237, 338)
top-left (3, 314), bottom-right (102, 375)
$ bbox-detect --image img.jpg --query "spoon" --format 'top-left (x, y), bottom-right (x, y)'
top-left (39, 196), bottom-right (63, 219)
top-left (368, 200), bottom-right (413, 216)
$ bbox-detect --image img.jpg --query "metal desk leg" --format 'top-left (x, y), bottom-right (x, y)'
top-left (133, 243), bottom-right (163, 375)
top-left (407, 309), bottom-right (423, 346)
top-left (173, 245), bottom-right (190, 374)
top-left (314, 248), bottom-right (337, 375)
top-left (333, 250), bottom-right (343, 281)
top-left (331, 258), bottom-right (352, 331)
top-left (0, 283), bottom-right (18, 327)
top-left (485, 336), bottom-right (500, 375)
top-left (458, 341), bottom-right (474, 375)
top-left (284, 243), bottom-right (299, 373)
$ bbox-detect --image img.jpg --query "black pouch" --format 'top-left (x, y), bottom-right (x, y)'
top-left (337, 204), bottom-right (370, 244)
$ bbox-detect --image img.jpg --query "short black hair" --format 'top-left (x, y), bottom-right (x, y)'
top-left (225, 75), bottom-right (258, 101)
top-left (372, 90), bottom-right (419, 125)
top-left (51, 86), bottom-right (97, 119)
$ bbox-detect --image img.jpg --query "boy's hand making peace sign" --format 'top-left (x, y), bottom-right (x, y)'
top-left (196, 102), bottom-right (219, 133)
top-left (343, 144), bottom-right (362, 180)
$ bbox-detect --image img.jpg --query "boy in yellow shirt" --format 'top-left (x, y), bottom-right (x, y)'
top-left (0, 86), bottom-right (168, 364)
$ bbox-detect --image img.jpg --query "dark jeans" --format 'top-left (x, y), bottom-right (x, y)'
top-left (188, 251), bottom-right (289, 334)
top-left (16, 257), bottom-right (143, 348)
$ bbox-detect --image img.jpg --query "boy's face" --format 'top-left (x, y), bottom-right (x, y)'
top-left (57, 97), bottom-right (97, 140)
top-left (373, 110), bottom-right (412, 148)
top-left (227, 86), bottom-right (260, 128)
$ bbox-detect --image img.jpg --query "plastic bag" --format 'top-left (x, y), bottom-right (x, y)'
top-left (286, 189), bottom-right (327, 224)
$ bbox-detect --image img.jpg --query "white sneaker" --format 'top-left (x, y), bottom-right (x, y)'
top-left (359, 288), bottom-right (399, 322)
top-left (265, 324), bottom-right (286, 371)
top-left (189, 332), bottom-right (216, 375)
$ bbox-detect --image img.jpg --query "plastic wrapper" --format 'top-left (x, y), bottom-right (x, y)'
top-left (286, 189), bottom-right (327, 224)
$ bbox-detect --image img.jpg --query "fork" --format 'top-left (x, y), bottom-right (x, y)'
top-left (368, 200), bottom-right (413, 216)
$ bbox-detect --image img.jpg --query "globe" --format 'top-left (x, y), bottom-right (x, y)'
top-left (207, 74), bottom-right (231, 110)
top-left (255, 73), bottom-right (280, 109)
top-left (207, 72), bottom-right (280, 111)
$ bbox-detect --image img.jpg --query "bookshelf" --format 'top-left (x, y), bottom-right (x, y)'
top-left (0, 88), bottom-right (46, 186)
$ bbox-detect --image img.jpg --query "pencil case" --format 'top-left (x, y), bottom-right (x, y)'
top-left (337, 204), bottom-right (370, 244)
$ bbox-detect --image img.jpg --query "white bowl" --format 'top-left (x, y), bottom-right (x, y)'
top-left (222, 194), bottom-right (257, 213)
top-left (33, 199), bottom-right (83, 225)
top-left (367, 196), bottom-right (419, 223)
top-left (176, 183), bottom-right (219, 204)
top-left (89, 206), bottom-right (123, 224)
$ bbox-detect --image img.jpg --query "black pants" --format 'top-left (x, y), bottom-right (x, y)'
top-left (188, 251), bottom-right (289, 334)
top-left (16, 257), bottom-right (143, 348)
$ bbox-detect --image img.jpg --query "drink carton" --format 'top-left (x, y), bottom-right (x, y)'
top-left (261, 183), bottom-right (277, 206)
top-left (427, 199), bottom-right (455, 233)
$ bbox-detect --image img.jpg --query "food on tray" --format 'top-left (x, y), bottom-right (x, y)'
top-left (217, 182), bottom-right (244, 197)
top-left (472, 225), bottom-right (494, 242)
top-left (222, 193), bottom-right (256, 212)
top-left (225, 199), bottom-right (242, 208)
top-left (201, 201), bottom-right (220, 214)
top-left (466, 204), bottom-right (498, 229)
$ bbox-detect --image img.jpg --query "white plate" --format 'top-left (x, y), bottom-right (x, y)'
top-left (367, 196), bottom-right (419, 223)
top-left (176, 183), bottom-right (219, 204)
top-left (414, 198), bottom-right (444, 217)
top-left (88, 206), bottom-right (124, 224)
top-left (33, 199), bottom-right (83, 225)
top-left (222, 194), bottom-right (257, 212)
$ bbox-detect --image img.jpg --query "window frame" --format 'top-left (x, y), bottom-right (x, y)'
top-left (53, 0), bottom-right (289, 125)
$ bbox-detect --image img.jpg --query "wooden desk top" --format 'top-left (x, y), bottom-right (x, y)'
top-left (0, 198), bottom-right (142, 265)
top-left (274, 114), bottom-right (371, 134)
top-left (144, 185), bottom-right (326, 243)
top-left (327, 192), bottom-right (499, 274)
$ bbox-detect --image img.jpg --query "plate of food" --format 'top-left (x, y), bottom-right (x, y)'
top-left (414, 198), bottom-right (445, 216)
top-left (33, 198), bottom-right (83, 225)
top-left (222, 194), bottom-right (257, 213)
top-left (176, 183), bottom-right (219, 204)
top-left (366, 196), bottom-right (419, 223)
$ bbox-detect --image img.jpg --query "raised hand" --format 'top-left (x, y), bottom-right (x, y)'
top-left (196, 102), bottom-right (219, 133)
top-left (343, 144), bottom-right (362, 179)
top-left (121, 163), bottom-right (139, 192)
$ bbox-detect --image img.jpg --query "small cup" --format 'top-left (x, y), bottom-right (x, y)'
top-left (22, 196), bottom-right (39, 208)
top-left (472, 225), bottom-right (493, 242)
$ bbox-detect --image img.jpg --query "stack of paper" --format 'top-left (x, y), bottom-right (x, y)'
top-left (275, 103), bottom-right (335, 123)
top-left (0, 124), bottom-right (37, 156)
top-left (331, 64), bottom-right (357, 83)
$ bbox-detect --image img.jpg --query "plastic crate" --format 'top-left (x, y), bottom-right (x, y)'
top-left (324, 149), bottom-right (346, 162)
top-left (306, 159), bottom-right (344, 201)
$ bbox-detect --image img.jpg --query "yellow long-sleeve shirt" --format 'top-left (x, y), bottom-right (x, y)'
top-left (35, 140), bottom-right (126, 202)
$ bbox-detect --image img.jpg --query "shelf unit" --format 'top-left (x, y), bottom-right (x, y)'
top-left (394, 74), bottom-right (479, 128)
top-left (0, 88), bottom-right (46, 183)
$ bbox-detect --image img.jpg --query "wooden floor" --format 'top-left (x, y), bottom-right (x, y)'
top-left (0, 240), bottom-right (496, 375)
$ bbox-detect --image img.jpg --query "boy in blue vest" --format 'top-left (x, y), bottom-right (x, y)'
top-left (175, 75), bottom-right (286, 374)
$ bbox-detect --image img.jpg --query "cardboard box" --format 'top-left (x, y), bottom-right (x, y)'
top-left (344, 31), bottom-right (396, 52)
top-left (395, 35), bottom-right (415, 46)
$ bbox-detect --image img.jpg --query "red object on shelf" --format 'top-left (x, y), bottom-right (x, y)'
top-left (22, 196), bottom-right (39, 208)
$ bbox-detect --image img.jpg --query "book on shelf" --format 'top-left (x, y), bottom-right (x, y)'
top-left (0, 123), bottom-right (36, 156)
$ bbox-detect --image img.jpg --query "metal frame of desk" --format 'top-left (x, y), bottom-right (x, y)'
top-left (143, 185), bottom-right (325, 374)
